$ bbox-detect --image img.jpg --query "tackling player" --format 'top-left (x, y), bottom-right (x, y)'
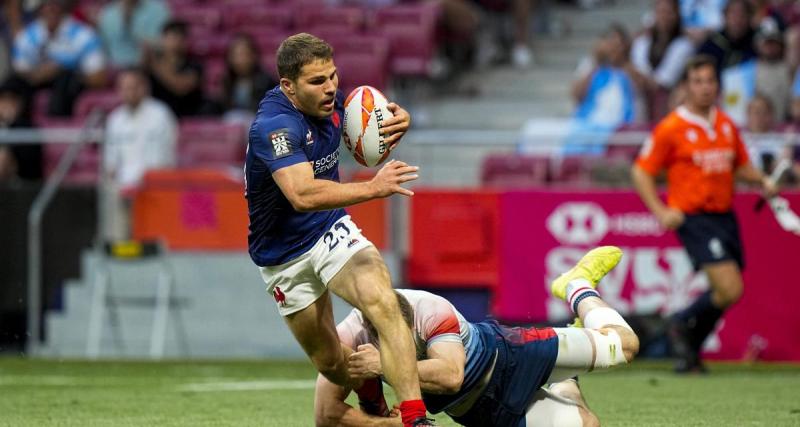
top-left (244, 33), bottom-right (433, 426)
top-left (631, 55), bottom-right (778, 372)
top-left (315, 246), bottom-right (639, 426)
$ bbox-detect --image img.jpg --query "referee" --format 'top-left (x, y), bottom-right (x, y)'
top-left (631, 55), bottom-right (778, 373)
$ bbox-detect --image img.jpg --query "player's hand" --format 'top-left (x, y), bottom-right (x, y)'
top-left (370, 159), bottom-right (419, 198)
top-left (762, 176), bottom-right (779, 199)
top-left (656, 208), bottom-right (685, 230)
top-left (348, 343), bottom-right (383, 379)
top-left (381, 103), bottom-right (411, 150)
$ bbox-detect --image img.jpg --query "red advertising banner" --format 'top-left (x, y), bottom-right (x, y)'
top-left (494, 190), bottom-right (800, 361)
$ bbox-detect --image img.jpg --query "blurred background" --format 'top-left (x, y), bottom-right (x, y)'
top-left (1, 0), bottom-right (799, 363)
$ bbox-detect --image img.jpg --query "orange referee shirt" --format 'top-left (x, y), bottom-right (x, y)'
top-left (635, 106), bottom-right (751, 214)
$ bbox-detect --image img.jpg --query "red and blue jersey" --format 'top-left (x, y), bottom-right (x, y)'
top-left (245, 86), bottom-right (346, 266)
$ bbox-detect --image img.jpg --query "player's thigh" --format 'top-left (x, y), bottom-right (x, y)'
top-left (282, 291), bottom-right (341, 366)
top-left (327, 245), bottom-right (394, 310)
top-left (525, 387), bottom-right (597, 427)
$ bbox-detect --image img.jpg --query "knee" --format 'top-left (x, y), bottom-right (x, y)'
top-left (713, 279), bottom-right (743, 307)
top-left (580, 408), bottom-right (601, 427)
top-left (618, 328), bottom-right (640, 363)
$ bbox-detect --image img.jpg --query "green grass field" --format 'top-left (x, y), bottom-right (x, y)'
top-left (1, 358), bottom-right (799, 426)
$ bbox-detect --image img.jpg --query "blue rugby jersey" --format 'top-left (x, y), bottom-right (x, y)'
top-left (245, 86), bottom-right (346, 266)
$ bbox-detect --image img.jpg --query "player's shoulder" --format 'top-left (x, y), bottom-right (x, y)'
top-left (655, 110), bottom-right (687, 132)
top-left (714, 108), bottom-right (740, 129)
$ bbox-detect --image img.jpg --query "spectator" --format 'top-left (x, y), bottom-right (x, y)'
top-left (753, 17), bottom-right (791, 123)
top-left (143, 19), bottom-right (203, 117)
top-left (0, 78), bottom-right (40, 182)
top-left (103, 67), bottom-right (176, 240)
top-left (571, 24), bottom-right (639, 129)
top-left (697, 0), bottom-right (756, 73)
top-left (11, 0), bottom-right (107, 116)
top-left (720, 16), bottom-right (791, 125)
top-left (98, 0), bottom-right (171, 68)
top-left (219, 34), bottom-right (275, 122)
top-left (1, 0), bottom-right (31, 45)
top-left (632, 0), bottom-right (694, 120)
top-left (567, 24), bottom-right (640, 154)
top-left (744, 94), bottom-right (791, 175)
top-left (679, 0), bottom-right (725, 43)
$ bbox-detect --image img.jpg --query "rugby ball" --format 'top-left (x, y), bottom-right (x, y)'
top-left (342, 86), bottom-right (394, 167)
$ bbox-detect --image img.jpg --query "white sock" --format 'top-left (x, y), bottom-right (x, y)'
top-left (565, 279), bottom-right (600, 314)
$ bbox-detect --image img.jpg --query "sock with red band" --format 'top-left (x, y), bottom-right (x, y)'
top-left (400, 399), bottom-right (427, 425)
top-left (566, 278), bottom-right (601, 314)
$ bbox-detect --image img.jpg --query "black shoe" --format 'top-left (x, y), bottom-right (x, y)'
top-left (410, 417), bottom-right (437, 426)
top-left (669, 319), bottom-right (701, 373)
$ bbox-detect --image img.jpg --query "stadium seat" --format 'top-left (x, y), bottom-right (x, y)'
top-left (223, 6), bottom-right (292, 32)
top-left (177, 120), bottom-right (246, 168)
top-left (551, 156), bottom-right (591, 185)
top-left (202, 59), bottom-right (227, 99)
top-left (295, 6), bottom-right (366, 33)
top-left (335, 52), bottom-right (389, 96)
top-left (190, 33), bottom-right (232, 60)
top-left (43, 136), bottom-right (101, 184)
top-left (370, 4), bottom-right (440, 77)
top-left (74, 90), bottom-right (122, 122)
top-left (172, 6), bottom-right (221, 34)
top-left (481, 154), bottom-right (549, 188)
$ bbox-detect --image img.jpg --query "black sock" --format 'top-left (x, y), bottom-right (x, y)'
top-left (689, 293), bottom-right (724, 352)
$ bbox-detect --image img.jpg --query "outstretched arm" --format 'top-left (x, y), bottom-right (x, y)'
top-left (314, 374), bottom-right (400, 427)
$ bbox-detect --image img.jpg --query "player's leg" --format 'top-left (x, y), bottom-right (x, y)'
top-left (282, 290), bottom-right (355, 387)
top-left (548, 246), bottom-right (639, 382)
top-left (524, 381), bottom-right (600, 427)
top-left (327, 245), bottom-right (428, 424)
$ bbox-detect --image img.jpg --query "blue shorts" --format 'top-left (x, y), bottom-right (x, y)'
top-left (450, 321), bottom-right (559, 427)
top-left (675, 211), bottom-right (744, 271)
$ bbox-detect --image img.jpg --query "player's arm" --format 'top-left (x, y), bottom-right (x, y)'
top-left (731, 126), bottom-right (779, 197)
top-left (272, 159), bottom-right (418, 212)
top-left (631, 127), bottom-right (685, 229)
top-left (418, 340), bottom-right (466, 394)
top-left (314, 374), bottom-right (400, 427)
top-left (347, 341), bottom-right (466, 395)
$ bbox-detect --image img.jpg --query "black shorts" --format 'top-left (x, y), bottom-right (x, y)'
top-left (676, 211), bottom-right (744, 271)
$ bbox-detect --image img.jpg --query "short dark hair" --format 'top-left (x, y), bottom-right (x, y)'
top-left (682, 54), bottom-right (717, 81)
top-left (276, 33), bottom-right (333, 81)
top-left (724, 0), bottom-right (753, 18)
top-left (363, 292), bottom-right (414, 343)
top-left (162, 20), bottom-right (189, 36)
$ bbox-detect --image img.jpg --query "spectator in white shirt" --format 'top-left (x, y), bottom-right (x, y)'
top-left (633, 0), bottom-right (695, 120)
top-left (103, 67), bottom-right (176, 240)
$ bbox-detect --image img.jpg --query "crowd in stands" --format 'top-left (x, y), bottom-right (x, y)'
top-left (568, 0), bottom-right (800, 183)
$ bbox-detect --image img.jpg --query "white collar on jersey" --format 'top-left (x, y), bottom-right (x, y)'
top-left (676, 105), bottom-right (718, 139)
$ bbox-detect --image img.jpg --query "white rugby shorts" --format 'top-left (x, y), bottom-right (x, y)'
top-left (259, 215), bottom-right (374, 316)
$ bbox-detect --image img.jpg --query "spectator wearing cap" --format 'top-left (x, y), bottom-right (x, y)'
top-left (0, 78), bottom-right (40, 182)
top-left (142, 19), bottom-right (203, 117)
top-left (11, 0), bottom-right (107, 117)
top-left (697, 0), bottom-right (756, 73)
top-left (754, 17), bottom-right (791, 123)
top-left (98, 0), bottom-right (171, 68)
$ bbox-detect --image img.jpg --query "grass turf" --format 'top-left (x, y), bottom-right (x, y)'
top-left (1, 359), bottom-right (799, 426)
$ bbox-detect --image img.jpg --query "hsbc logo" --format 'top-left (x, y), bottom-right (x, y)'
top-left (547, 202), bottom-right (609, 245)
top-left (547, 202), bottom-right (665, 245)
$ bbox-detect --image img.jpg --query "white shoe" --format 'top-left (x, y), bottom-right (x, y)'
top-left (512, 44), bottom-right (533, 69)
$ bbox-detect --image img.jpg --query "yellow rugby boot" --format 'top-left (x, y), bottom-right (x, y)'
top-left (550, 246), bottom-right (623, 301)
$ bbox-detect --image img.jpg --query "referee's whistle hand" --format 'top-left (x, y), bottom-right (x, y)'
top-left (657, 208), bottom-right (685, 230)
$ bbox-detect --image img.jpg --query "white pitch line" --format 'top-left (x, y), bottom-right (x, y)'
top-left (177, 379), bottom-right (316, 392)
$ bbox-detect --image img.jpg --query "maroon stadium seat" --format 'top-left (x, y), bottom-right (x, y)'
top-left (202, 59), bottom-right (227, 100)
top-left (334, 52), bottom-right (389, 96)
top-left (190, 33), bottom-right (232, 60)
top-left (481, 154), bottom-right (549, 188)
top-left (551, 156), bottom-right (591, 185)
top-left (295, 6), bottom-right (366, 33)
top-left (42, 128), bottom-right (101, 184)
top-left (370, 4), bottom-right (440, 76)
top-left (223, 6), bottom-right (292, 32)
top-left (172, 6), bottom-right (221, 34)
top-left (74, 90), bottom-right (121, 122)
top-left (177, 120), bottom-right (246, 168)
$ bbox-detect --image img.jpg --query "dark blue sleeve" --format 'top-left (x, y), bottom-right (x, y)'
top-left (251, 114), bottom-right (308, 173)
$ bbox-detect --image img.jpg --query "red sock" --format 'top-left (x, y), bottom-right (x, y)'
top-left (399, 399), bottom-right (427, 425)
top-left (355, 378), bottom-right (387, 415)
